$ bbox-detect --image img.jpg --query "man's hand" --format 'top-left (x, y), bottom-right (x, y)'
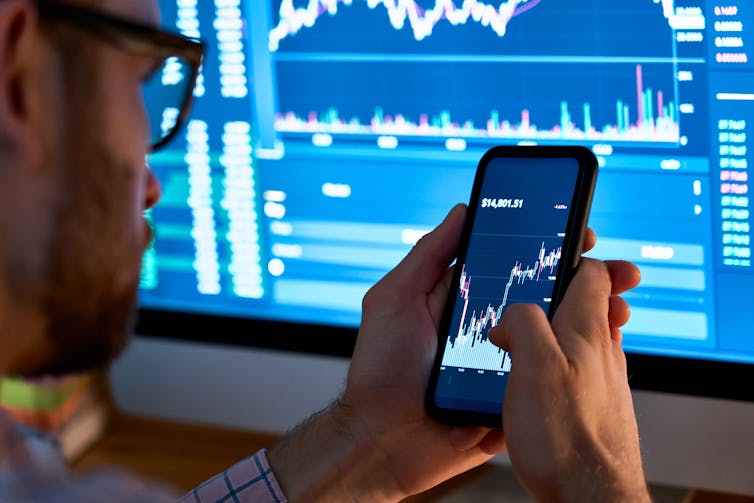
top-left (489, 258), bottom-right (649, 502)
top-left (340, 203), bottom-right (506, 499)
top-left (268, 204), bottom-right (505, 502)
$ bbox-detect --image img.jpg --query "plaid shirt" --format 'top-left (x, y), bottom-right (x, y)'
top-left (178, 450), bottom-right (287, 503)
top-left (0, 411), bottom-right (288, 502)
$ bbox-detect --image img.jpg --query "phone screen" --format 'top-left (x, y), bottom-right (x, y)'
top-left (428, 149), bottom-right (594, 426)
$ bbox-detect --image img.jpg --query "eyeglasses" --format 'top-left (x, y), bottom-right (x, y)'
top-left (36, 0), bottom-right (206, 151)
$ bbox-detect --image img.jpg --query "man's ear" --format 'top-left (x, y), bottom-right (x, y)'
top-left (0, 0), bottom-right (43, 166)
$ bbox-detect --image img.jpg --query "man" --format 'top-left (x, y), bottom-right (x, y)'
top-left (0, 0), bottom-right (649, 501)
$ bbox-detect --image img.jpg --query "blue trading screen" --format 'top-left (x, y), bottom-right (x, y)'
top-left (433, 156), bottom-right (580, 414)
top-left (140, 0), bottom-right (754, 366)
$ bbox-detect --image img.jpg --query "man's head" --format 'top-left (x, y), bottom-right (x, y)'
top-left (0, 0), bottom-right (202, 376)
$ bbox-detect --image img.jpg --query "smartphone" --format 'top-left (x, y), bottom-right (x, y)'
top-left (425, 145), bottom-right (598, 428)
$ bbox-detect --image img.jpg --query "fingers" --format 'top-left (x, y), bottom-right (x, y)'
top-left (500, 259), bottom-right (635, 361)
top-left (489, 303), bottom-right (559, 365)
top-left (551, 258), bottom-right (612, 345)
top-left (477, 429), bottom-right (506, 456)
top-left (427, 266), bottom-right (456, 320)
top-left (582, 227), bottom-right (597, 253)
top-left (448, 427), bottom-right (507, 456)
top-left (493, 257), bottom-right (636, 354)
top-left (448, 426), bottom-right (492, 451)
top-left (387, 204), bottom-right (467, 294)
top-left (608, 295), bottom-right (631, 328)
top-left (605, 260), bottom-right (641, 295)
top-left (580, 227), bottom-right (640, 295)
top-left (611, 327), bottom-right (624, 344)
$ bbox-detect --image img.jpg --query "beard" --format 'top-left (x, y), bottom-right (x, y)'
top-left (17, 39), bottom-right (146, 377)
top-left (38, 208), bottom-right (142, 377)
top-left (31, 148), bottom-right (144, 377)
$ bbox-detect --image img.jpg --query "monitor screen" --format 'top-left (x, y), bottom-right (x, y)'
top-left (138, 0), bottom-right (754, 400)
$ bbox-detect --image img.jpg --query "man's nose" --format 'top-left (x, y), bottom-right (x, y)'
top-left (144, 164), bottom-right (162, 210)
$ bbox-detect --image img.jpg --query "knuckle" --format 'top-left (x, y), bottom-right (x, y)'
top-left (361, 282), bottom-right (383, 311)
top-left (581, 256), bottom-right (610, 280)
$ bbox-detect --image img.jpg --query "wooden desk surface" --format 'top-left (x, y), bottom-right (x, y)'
top-left (72, 409), bottom-right (754, 502)
top-left (71, 409), bottom-right (279, 494)
top-left (71, 409), bottom-right (486, 502)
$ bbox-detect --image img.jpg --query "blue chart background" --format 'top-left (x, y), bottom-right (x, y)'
top-left (433, 156), bottom-right (579, 414)
top-left (446, 157), bottom-right (578, 347)
top-left (272, 0), bottom-right (689, 146)
top-left (271, 0), bottom-right (674, 57)
top-left (138, 0), bottom-right (754, 367)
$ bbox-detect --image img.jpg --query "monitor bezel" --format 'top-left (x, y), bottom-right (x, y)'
top-left (134, 308), bottom-right (754, 403)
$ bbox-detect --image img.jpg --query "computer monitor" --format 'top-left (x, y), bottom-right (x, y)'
top-left (111, 0), bottom-right (754, 496)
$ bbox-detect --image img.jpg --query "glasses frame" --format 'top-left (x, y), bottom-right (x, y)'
top-left (35, 0), bottom-right (206, 151)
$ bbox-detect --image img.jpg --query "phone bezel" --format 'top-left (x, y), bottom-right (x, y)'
top-left (425, 145), bottom-right (599, 428)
